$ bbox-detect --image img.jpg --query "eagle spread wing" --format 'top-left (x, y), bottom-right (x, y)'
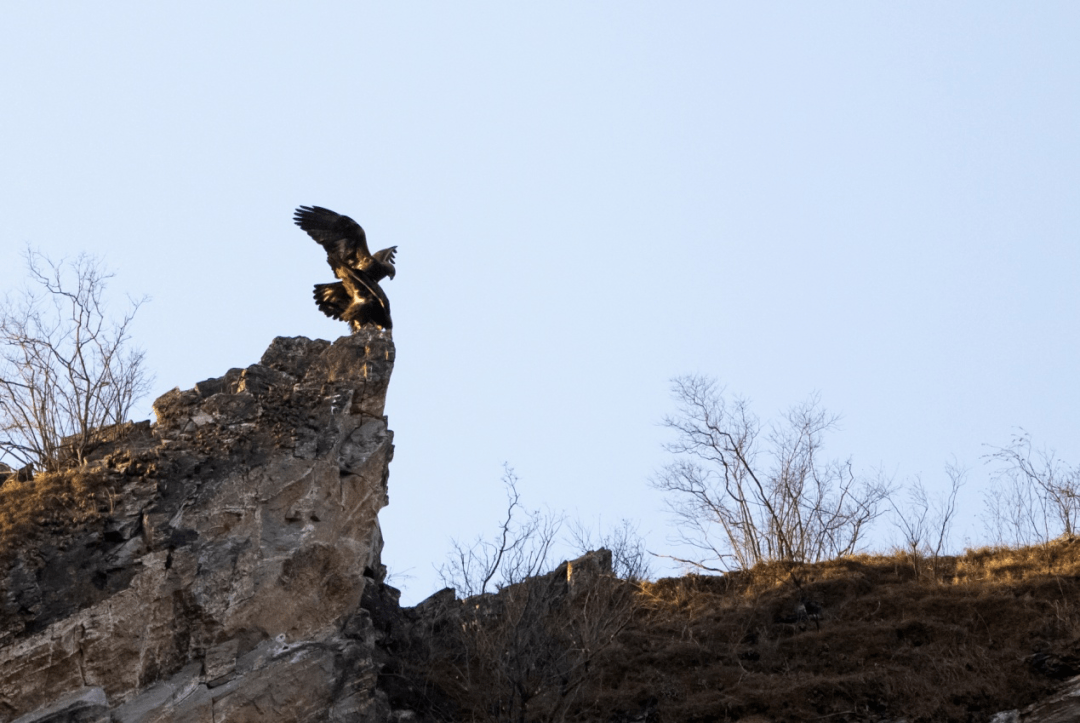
top-left (293, 205), bottom-right (371, 261)
top-left (294, 205), bottom-right (397, 281)
top-left (296, 205), bottom-right (397, 332)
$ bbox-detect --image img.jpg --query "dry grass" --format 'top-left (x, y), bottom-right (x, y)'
top-left (407, 542), bottom-right (1080, 722)
top-left (0, 423), bottom-right (153, 562)
top-left (0, 467), bottom-right (118, 561)
top-left (557, 539), bottom-right (1080, 723)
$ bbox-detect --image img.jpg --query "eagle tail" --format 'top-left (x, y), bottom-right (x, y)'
top-left (313, 282), bottom-right (349, 320)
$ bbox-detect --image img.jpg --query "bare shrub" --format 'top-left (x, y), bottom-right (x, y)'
top-left (432, 468), bottom-right (636, 722)
top-left (890, 463), bottom-right (965, 580)
top-left (437, 465), bottom-right (563, 597)
top-left (445, 567), bottom-right (635, 723)
top-left (983, 431), bottom-right (1080, 546)
top-left (0, 250), bottom-right (151, 473)
top-left (653, 375), bottom-right (890, 571)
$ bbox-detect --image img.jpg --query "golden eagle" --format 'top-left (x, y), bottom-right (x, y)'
top-left (294, 205), bottom-right (397, 331)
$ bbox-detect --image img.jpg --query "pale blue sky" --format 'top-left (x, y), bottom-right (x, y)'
top-left (2, 4), bottom-right (1078, 603)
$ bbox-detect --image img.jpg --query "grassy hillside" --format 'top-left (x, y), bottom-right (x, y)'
top-left (587, 540), bottom-right (1080, 722)
top-left (410, 539), bottom-right (1080, 723)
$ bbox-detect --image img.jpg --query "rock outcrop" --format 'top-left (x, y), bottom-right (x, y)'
top-left (991, 672), bottom-right (1080, 723)
top-left (0, 331), bottom-right (396, 722)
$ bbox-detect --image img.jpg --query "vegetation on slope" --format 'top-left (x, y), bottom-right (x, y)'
top-left (410, 538), bottom-right (1080, 723)
top-left (599, 541), bottom-right (1080, 722)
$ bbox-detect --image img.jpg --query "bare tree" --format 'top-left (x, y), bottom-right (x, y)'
top-left (653, 375), bottom-right (890, 571)
top-left (983, 431), bottom-right (1080, 546)
top-left (0, 249), bottom-right (151, 473)
top-left (438, 465), bottom-right (563, 597)
top-left (890, 463), bottom-right (965, 579)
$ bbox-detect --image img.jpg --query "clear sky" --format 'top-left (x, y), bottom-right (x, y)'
top-left (2, 3), bottom-right (1078, 603)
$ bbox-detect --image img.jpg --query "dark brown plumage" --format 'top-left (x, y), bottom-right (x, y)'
top-left (294, 205), bottom-right (397, 331)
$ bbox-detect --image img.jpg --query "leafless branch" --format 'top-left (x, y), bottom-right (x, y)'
top-left (0, 249), bottom-right (151, 473)
top-left (437, 465), bottom-right (564, 596)
top-left (983, 431), bottom-right (1079, 545)
top-left (890, 463), bottom-right (965, 579)
top-left (652, 375), bottom-right (890, 570)
top-left (569, 517), bottom-right (653, 581)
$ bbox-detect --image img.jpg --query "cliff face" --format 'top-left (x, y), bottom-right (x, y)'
top-left (0, 331), bottom-right (396, 722)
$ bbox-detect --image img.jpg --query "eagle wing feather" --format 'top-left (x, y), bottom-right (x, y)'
top-left (294, 205), bottom-right (372, 260)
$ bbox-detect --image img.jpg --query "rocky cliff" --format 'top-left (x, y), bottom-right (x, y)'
top-left (4, 330), bottom-right (1080, 723)
top-left (0, 331), bottom-right (397, 722)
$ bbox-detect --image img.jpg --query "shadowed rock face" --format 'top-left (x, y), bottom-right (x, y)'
top-left (0, 331), bottom-right (396, 722)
